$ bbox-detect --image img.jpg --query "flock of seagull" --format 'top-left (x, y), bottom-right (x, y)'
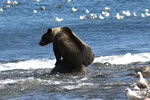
top-left (54, 0), bottom-right (150, 22)
top-left (124, 72), bottom-right (150, 100)
top-left (56, 6), bottom-right (150, 22)
top-left (0, 0), bottom-right (18, 12)
top-left (1, 0), bottom-right (150, 23)
top-left (0, 0), bottom-right (44, 14)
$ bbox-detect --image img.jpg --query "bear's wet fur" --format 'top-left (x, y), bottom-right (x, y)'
top-left (50, 59), bottom-right (87, 74)
top-left (39, 27), bottom-right (94, 74)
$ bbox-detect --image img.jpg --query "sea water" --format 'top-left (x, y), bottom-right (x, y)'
top-left (0, 0), bottom-right (150, 99)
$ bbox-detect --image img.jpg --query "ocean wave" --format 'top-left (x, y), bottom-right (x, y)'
top-left (0, 52), bottom-right (150, 72)
top-left (94, 52), bottom-right (150, 65)
top-left (0, 76), bottom-right (92, 90)
top-left (0, 59), bottom-right (55, 71)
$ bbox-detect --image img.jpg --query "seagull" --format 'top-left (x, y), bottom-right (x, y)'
top-left (11, 1), bottom-right (18, 5)
top-left (72, 7), bottom-right (77, 13)
top-left (99, 14), bottom-right (104, 20)
top-left (0, 8), bottom-right (3, 12)
top-left (104, 12), bottom-right (110, 17)
top-left (35, 0), bottom-right (40, 2)
top-left (122, 10), bottom-right (126, 15)
top-left (125, 10), bottom-right (131, 16)
top-left (137, 72), bottom-right (149, 89)
top-left (115, 13), bottom-right (124, 20)
top-left (56, 17), bottom-right (64, 22)
top-left (85, 9), bottom-right (89, 14)
top-left (33, 10), bottom-right (37, 14)
top-left (133, 12), bottom-right (137, 17)
top-left (66, 0), bottom-right (71, 3)
top-left (145, 12), bottom-right (150, 17)
top-left (124, 88), bottom-right (145, 100)
top-left (6, 0), bottom-right (11, 4)
top-left (122, 10), bottom-right (131, 16)
top-left (90, 13), bottom-right (97, 19)
top-left (4, 5), bottom-right (11, 8)
top-left (80, 15), bottom-right (86, 20)
top-left (105, 7), bottom-right (110, 11)
top-left (141, 13), bottom-right (145, 18)
top-left (145, 9), bottom-right (149, 12)
top-left (102, 11), bottom-right (106, 15)
top-left (131, 83), bottom-right (140, 90)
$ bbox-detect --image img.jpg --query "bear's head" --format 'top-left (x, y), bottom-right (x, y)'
top-left (39, 27), bottom-right (71, 46)
top-left (39, 28), bottom-right (53, 46)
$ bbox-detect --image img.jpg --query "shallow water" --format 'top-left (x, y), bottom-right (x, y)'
top-left (1, 0), bottom-right (150, 99)
top-left (0, 60), bottom-right (150, 100)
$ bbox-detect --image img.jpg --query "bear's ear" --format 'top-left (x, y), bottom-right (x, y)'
top-left (47, 28), bottom-right (52, 33)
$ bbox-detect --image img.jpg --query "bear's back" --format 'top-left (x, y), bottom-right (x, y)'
top-left (54, 27), bottom-right (86, 51)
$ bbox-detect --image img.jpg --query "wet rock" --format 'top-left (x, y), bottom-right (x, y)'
top-left (92, 62), bottom-right (107, 68)
top-left (91, 72), bottom-right (107, 78)
top-left (104, 62), bottom-right (111, 66)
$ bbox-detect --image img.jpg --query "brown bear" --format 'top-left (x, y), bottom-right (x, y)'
top-left (39, 27), bottom-right (94, 74)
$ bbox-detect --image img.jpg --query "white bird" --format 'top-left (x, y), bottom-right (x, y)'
top-left (105, 7), bottom-right (110, 11)
top-left (122, 10), bottom-right (131, 16)
top-left (99, 14), bottom-right (104, 20)
top-left (124, 88), bottom-right (145, 100)
top-left (33, 10), bottom-right (37, 14)
top-left (0, 8), bottom-right (3, 12)
top-left (36, 0), bottom-right (40, 2)
top-left (6, 0), bottom-right (11, 4)
top-left (141, 13), bottom-right (145, 18)
top-left (104, 12), bottom-right (110, 17)
top-left (131, 83), bottom-right (140, 90)
top-left (102, 11), bottom-right (106, 15)
top-left (133, 12), bottom-right (137, 17)
top-left (72, 7), bottom-right (77, 13)
top-left (80, 15), bottom-right (86, 20)
top-left (145, 12), bottom-right (150, 17)
top-left (11, 1), bottom-right (18, 5)
top-left (145, 9), bottom-right (149, 12)
top-left (122, 10), bottom-right (126, 15)
top-left (137, 72), bottom-right (149, 89)
top-left (56, 17), bottom-right (64, 22)
top-left (85, 9), bottom-right (89, 14)
top-left (115, 13), bottom-right (124, 20)
top-left (67, 0), bottom-right (71, 3)
top-left (4, 5), bottom-right (11, 8)
top-left (125, 10), bottom-right (131, 16)
top-left (90, 13), bottom-right (97, 19)
top-left (101, 11), bottom-right (110, 17)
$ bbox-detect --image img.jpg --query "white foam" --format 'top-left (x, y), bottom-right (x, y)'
top-left (0, 77), bottom-right (62, 87)
top-left (0, 59), bottom-right (55, 71)
top-left (63, 83), bottom-right (94, 90)
top-left (0, 52), bottom-right (150, 71)
top-left (0, 77), bottom-right (94, 90)
top-left (0, 77), bottom-right (34, 88)
top-left (94, 52), bottom-right (150, 65)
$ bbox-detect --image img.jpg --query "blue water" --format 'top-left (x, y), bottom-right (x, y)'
top-left (1, 0), bottom-right (150, 100)
top-left (1, 0), bottom-right (150, 61)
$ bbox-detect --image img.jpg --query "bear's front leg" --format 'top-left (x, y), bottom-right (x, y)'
top-left (53, 44), bottom-right (61, 65)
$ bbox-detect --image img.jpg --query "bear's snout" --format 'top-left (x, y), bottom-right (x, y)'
top-left (39, 41), bottom-right (44, 46)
